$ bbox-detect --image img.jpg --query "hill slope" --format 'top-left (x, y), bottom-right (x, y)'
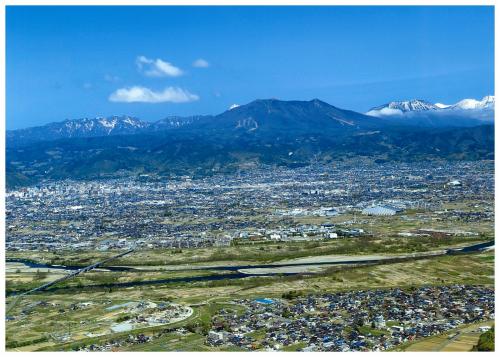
top-left (6, 99), bottom-right (495, 187)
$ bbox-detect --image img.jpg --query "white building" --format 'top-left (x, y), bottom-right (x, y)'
top-left (362, 205), bottom-right (402, 216)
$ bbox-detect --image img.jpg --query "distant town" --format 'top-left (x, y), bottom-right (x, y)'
top-left (6, 161), bottom-right (493, 252)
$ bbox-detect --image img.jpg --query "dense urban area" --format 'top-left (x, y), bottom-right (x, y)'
top-left (5, 160), bottom-right (495, 352)
top-left (6, 161), bottom-right (493, 251)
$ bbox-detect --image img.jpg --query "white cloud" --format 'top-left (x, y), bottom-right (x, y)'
top-left (229, 104), bottom-right (240, 110)
top-left (366, 108), bottom-right (404, 117)
top-left (109, 86), bottom-right (199, 103)
top-left (136, 56), bottom-right (183, 77)
top-left (193, 58), bottom-right (210, 68)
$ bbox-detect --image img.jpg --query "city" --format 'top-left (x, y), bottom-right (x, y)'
top-left (5, 160), bottom-right (495, 351)
top-left (6, 161), bottom-right (493, 252)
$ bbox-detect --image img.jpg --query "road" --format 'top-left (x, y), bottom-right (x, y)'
top-left (6, 249), bottom-right (136, 315)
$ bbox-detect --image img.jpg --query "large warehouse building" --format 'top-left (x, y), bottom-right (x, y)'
top-left (362, 205), bottom-right (402, 216)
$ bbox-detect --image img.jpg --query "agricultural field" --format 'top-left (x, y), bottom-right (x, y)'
top-left (5, 248), bottom-right (494, 351)
top-left (397, 320), bottom-right (495, 352)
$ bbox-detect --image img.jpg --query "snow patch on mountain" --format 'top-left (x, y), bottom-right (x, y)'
top-left (367, 96), bottom-right (494, 117)
top-left (450, 96), bottom-right (495, 110)
top-left (366, 99), bottom-right (438, 117)
top-left (435, 103), bottom-right (451, 109)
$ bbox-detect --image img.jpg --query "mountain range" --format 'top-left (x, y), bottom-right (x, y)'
top-left (366, 95), bottom-right (494, 117)
top-left (6, 115), bottom-right (211, 147)
top-left (6, 97), bottom-right (494, 187)
top-left (8, 96), bottom-right (494, 147)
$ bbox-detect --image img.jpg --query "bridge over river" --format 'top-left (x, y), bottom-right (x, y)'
top-left (6, 240), bottom-right (494, 299)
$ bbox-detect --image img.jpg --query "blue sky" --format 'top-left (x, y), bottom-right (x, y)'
top-left (6, 6), bottom-right (494, 129)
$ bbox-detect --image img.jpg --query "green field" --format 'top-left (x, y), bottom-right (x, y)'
top-left (395, 320), bottom-right (495, 352)
top-left (5, 246), bottom-right (494, 351)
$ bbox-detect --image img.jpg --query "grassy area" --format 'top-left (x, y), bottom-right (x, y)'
top-left (395, 320), bottom-right (495, 352)
top-left (5, 268), bottom-right (225, 295)
top-left (357, 325), bottom-right (387, 337)
top-left (246, 329), bottom-right (267, 341)
top-left (6, 233), bottom-right (489, 269)
top-left (5, 249), bottom-right (494, 351)
top-left (7, 250), bottom-right (494, 304)
top-left (472, 325), bottom-right (494, 351)
top-left (282, 341), bottom-right (307, 351)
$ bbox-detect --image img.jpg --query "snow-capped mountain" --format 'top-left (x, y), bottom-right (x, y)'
top-left (367, 96), bottom-right (494, 117)
top-left (434, 103), bottom-right (451, 109)
top-left (7, 96), bottom-right (495, 148)
top-left (366, 100), bottom-right (440, 116)
top-left (57, 116), bottom-right (150, 136)
top-left (448, 95), bottom-right (495, 110)
top-left (6, 115), bottom-right (151, 146)
top-left (7, 114), bottom-right (214, 147)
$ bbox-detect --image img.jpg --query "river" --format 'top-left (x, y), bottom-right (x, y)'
top-left (6, 240), bottom-right (494, 296)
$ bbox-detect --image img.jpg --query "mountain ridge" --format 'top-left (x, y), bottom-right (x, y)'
top-left (366, 95), bottom-right (495, 117)
top-left (6, 97), bottom-right (494, 188)
top-left (9, 96), bottom-right (493, 147)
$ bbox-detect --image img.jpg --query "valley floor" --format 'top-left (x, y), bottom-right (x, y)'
top-left (5, 244), bottom-right (494, 352)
